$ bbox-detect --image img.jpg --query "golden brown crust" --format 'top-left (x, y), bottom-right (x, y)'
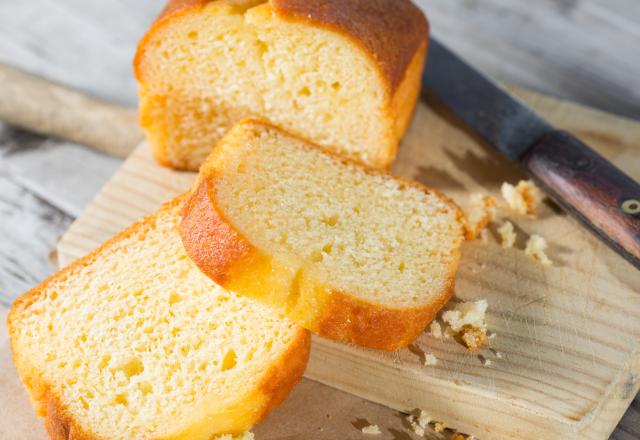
top-left (179, 120), bottom-right (465, 350)
top-left (316, 285), bottom-right (454, 351)
top-left (255, 327), bottom-right (310, 421)
top-left (180, 180), bottom-right (254, 284)
top-left (9, 194), bottom-right (309, 439)
top-left (44, 392), bottom-right (97, 440)
top-left (136, 0), bottom-right (428, 95)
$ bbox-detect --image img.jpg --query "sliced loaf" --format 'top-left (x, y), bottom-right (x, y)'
top-left (180, 120), bottom-right (466, 350)
top-left (134, 0), bottom-right (428, 170)
top-left (8, 195), bottom-right (310, 440)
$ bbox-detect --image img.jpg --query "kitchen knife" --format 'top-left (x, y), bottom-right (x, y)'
top-left (423, 38), bottom-right (640, 270)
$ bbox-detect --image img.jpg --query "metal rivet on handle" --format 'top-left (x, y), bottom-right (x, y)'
top-left (621, 199), bottom-right (640, 215)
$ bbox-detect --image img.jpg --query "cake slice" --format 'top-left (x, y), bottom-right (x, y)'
top-left (134, 0), bottom-right (428, 170)
top-left (180, 120), bottom-right (466, 350)
top-left (8, 195), bottom-right (309, 440)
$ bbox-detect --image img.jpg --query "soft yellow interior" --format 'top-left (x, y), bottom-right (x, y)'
top-left (138, 0), bottom-right (392, 170)
top-left (10, 201), bottom-right (300, 440)
top-left (211, 122), bottom-right (464, 308)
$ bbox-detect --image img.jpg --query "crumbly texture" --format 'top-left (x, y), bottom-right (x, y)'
top-left (525, 234), bottom-right (553, 266)
top-left (8, 197), bottom-right (310, 440)
top-left (463, 194), bottom-right (496, 240)
top-left (434, 421), bottom-right (447, 433)
top-left (180, 120), bottom-right (466, 350)
top-left (361, 425), bottom-right (382, 435)
top-left (497, 221), bottom-right (516, 248)
top-left (406, 409), bottom-right (430, 436)
top-left (428, 321), bottom-right (443, 339)
top-left (501, 180), bottom-right (542, 216)
top-left (135, 0), bottom-right (428, 170)
top-left (442, 300), bottom-right (488, 352)
top-left (423, 353), bottom-right (438, 366)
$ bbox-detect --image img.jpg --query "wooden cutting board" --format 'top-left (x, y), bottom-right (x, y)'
top-left (47, 86), bottom-right (640, 439)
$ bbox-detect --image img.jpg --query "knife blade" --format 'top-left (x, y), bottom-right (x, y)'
top-left (423, 38), bottom-right (640, 269)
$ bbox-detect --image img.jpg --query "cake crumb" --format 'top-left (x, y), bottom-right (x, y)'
top-left (434, 421), bottom-right (447, 433)
top-left (460, 326), bottom-right (487, 352)
top-left (361, 425), bottom-right (381, 435)
top-left (424, 353), bottom-right (438, 366)
top-left (442, 300), bottom-right (488, 352)
top-left (452, 434), bottom-right (474, 440)
top-left (497, 221), bottom-right (516, 248)
top-left (501, 180), bottom-right (542, 216)
top-left (406, 409), bottom-right (430, 436)
top-left (464, 194), bottom-right (497, 240)
top-left (429, 320), bottom-right (443, 339)
top-left (525, 235), bottom-right (553, 266)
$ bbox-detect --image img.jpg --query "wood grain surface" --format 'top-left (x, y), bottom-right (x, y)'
top-left (1, 0), bottom-right (639, 438)
top-left (53, 87), bottom-right (640, 439)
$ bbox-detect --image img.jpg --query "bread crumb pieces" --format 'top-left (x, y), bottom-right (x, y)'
top-left (497, 221), bottom-right (516, 248)
top-left (429, 320), bottom-right (443, 339)
top-left (453, 434), bottom-right (475, 440)
top-left (488, 332), bottom-right (496, 340)
top-left (501, 180), bottom-right (542, 216)
top-left (442, 300), bottom-right (488, 351)
top-left (361, 425), bottom-right (381, 435)
top-left (460, 326), bottom-right (487, 352)
top-left (464, 194), bottom-right (497, 240)
top-left (479, 355), bottom-right (492, 366)
top-left (525, 235), bottom-right (553, 266)
top-left (424, 353), bottom-right (438, 366)
top-left (406, 409), bottom-right (431, 436)
top-left (434, 421), bottom-right (447, 433)
top-left (495, 351), bottom-right (503, 359)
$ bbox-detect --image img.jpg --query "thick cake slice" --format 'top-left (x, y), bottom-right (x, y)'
top-left (8, 196), bottom-right (310, 440)
top-left (134, 0), bottom-right (428, 170)
top-left (180, 120), bottom-right (466, 351)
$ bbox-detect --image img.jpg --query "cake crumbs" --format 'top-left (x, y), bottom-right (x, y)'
top-left (424, 353), bottom-right (438, 366)
top-left (460, 326), bottom-right (487, 352)
top-left (442, 300), bottom-right (488, 352)
top-left (452, 434), bottom-right (475, 440)
top-left (406, 409), bottom-right (430, 436)
top-left (434, 421), bottom-right (447, 433)
top-left (464, 194), bottom-right (497, 240)
top-left (361, 425), bottom-right (381, 435)
top-left (497, 221), bottom-right (516, 248)
top-left (429, 320), bottom-right (443, 339)
top-left (501, 180), bottom-right (542, 216)
top-left (525, 235), bottom-right (553, 266)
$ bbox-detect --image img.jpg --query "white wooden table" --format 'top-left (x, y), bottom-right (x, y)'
top-left (0, 1), bottom-right (638, 438)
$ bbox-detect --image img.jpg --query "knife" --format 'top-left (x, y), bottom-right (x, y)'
top-left (423, 38), bottom-right (640, 270)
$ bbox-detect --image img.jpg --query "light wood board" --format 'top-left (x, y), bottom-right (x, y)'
top-left (52, 87), bottom-right (640, 439)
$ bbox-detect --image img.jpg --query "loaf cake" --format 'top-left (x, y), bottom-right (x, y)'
top-left (8, 196), bottom-right (310, 440)
top-left (134, 0), bottom-right (428, 170)
top-left (180, 119), bottom-right (465, 351)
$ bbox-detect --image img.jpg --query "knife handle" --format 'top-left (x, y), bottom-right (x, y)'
top-left (521, 130), bottom-right (640, 269)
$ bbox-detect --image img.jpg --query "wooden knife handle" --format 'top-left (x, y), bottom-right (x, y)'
top-left (521, 130), bottom-right (640, 269)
